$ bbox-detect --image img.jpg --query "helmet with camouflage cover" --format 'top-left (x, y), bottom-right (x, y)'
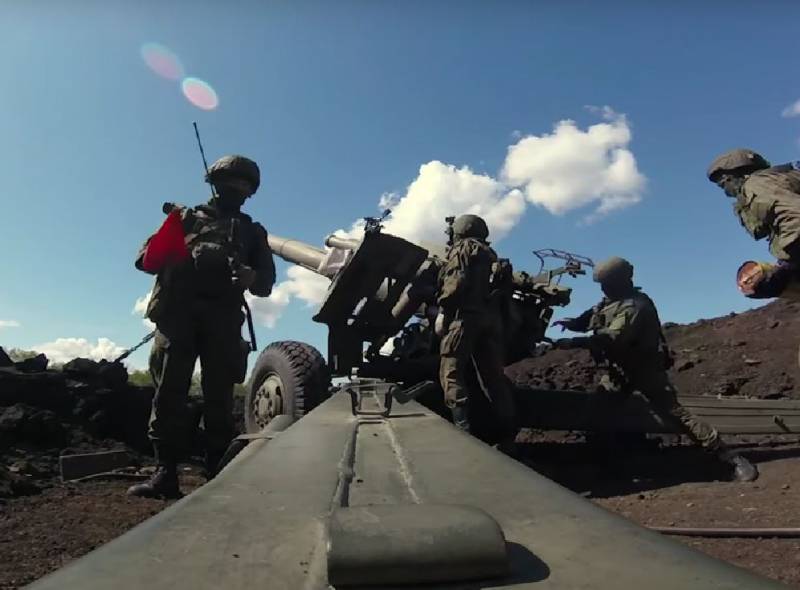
top-left (205, 155), bottom-right (261, 192)
top-left (707, 149), bottom-right (770, 182)
top-left (593, 256), bottom-right (634, 286)
top-left (452, 214), bottom-right (489, 241)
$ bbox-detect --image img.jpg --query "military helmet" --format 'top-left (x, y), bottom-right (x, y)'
top-left (593, 256), bottom-right (634, 285)
top-left (452, 214), bottom-right (489, 240)
top-left (706, 149), bottom-right (770, 182)
top-left (205, 155), bottom-right (261, 192)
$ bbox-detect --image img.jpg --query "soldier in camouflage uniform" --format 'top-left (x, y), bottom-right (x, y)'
top-left (436, 214), bottom-right (517, 455)
top-left (128, 155), bottom-right (276, 499)
top-left (707, 148), bottom-right (800, 296)
top-left (553, 257), bottom-right (758, 482)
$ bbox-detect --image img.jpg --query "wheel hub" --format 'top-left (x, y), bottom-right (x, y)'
top-left (252, 372), bottom-right (284, 429)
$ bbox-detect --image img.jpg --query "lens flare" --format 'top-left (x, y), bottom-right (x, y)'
top-left (140, 42), bottom-right (184, 81)
top-left (182, 77), bottom-right (219, 110)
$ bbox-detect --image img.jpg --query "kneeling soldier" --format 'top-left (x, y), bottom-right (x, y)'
top-left (554, 256), bottom-right (758, 482)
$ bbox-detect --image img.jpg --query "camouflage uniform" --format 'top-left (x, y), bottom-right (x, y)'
top-left (709, 150), bottom-right (800, 368)
top-left (730, 165), bottom-right (800, 261)
top-left (565, 291), bottom-right (719, 450)
top-left (136, 203), bottom-right (275, 465)
top-left (130, 155), bottom-right (275, 498)
top-left (437, 215), bottom-right (516, 447)
top-left (556, 256), bottom-right (757, 481)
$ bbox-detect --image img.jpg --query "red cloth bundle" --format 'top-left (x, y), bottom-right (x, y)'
top-left (141, 210), bottom-right (190, 273)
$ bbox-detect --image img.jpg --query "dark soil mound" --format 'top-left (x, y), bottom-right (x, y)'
top-left (508, 299), bottom-right (800, 400)
top-left (0, 356), bottom-right (206, 500)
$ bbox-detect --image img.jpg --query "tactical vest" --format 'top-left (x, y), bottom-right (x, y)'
top-left (439, 238), bottom-right (497, 313)
top-left (588, 290), bottom-right (673, 370)
top-left (144, 205), bottom-right (253, 323)
top-left (184, 207), bottom-right (244, 298)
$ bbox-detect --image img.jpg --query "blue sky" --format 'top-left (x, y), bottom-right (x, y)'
top-left (1, 1), bottom-right (799, 369)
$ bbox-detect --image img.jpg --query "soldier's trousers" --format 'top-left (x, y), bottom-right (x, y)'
top-left (148, 301), bottom-right (245, 462)
top-left (603, 370), bottom-right (720, 451)
top-left (439, 312), bottom-right (516, 440)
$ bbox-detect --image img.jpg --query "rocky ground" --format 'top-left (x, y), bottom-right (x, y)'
top-left (0, 471), bottom-right (206, 589)
top-left (3, 299), bottom-right (800, 588)
top-left (516, 434), bottom-right (800, 587)
top-left (0, 354), bottom-right (211, 589)
top-left (507, 298), bottom-right (800, 399)
top-left (593, 449), bottom-right (800, 588)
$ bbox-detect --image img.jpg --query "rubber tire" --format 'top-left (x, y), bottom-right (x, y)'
top-left (245, 341), bottom-right (331, 433)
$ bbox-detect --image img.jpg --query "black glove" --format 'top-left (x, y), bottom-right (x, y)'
top-left (758, 261), bottom-right (795, 297)
top-left (232, 264), bottom-right (257, 289)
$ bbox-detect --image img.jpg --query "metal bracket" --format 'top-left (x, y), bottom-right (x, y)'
top-left (346, 379), bottom-right (436, 418)
top-left (348, 383), bottom-right (394, 417)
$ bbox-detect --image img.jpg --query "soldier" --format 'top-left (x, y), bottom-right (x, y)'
top-left (436, 214), bottom-right (517, 455)
top-left (553, 257), bottom-right (758, 482)
top-left (707, 148), bottom-right (800, 296)
top-left (128, 155), bottom-right (276, 499)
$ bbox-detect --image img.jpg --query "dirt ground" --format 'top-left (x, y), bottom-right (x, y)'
top-left (0, 469), bottom-right (205, 589)
top-left (593, 450), bottom-right (800, 589)
top-left (519, 436), bottom-right (800, 588)
top-left (1, 441), bottom-right (799, 588)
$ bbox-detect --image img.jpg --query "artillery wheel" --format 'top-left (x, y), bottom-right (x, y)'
top-left (245, 341), bottom-right (331, 433)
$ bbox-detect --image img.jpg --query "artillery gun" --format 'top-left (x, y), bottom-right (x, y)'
top-left (245, 216), bottom-right (587, 433)
top-left (247, 219), bottom-right (800, 440)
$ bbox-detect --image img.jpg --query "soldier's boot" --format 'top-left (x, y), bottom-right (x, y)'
top-left (719, 449), bottom-right (758, 482)
top-left (126, 464), bottom-right (182, 499)
top-left (450, 404), bottom-right (470, 433)
top-left (127, 447), bottom-right (182, 499)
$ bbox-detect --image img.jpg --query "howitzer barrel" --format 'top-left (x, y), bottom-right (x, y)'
top-left (268, 234), bottom-right (327, 273)
top-left (325, 234), bottom-right (361, 250)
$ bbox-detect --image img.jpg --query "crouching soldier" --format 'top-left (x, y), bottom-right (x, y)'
top-left (128, 155), bottom-right (276, 499)
top-left (436, 214), bottom-right (517, 455)
top-left (553, 257), bottom-right (758, 482)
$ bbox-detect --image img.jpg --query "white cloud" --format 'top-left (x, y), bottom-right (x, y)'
top-left (247, 265), bottom-right (330, 328)
top-left (225, 106), bottom-right (646, 328)
top-left (380, 161), bottom-right (527, 245)
top-left (501, 107), bottom-right (645, 220)
top-left (782, 99), bottom-right (800, 118)
top-left (132, 292), bottom-right (156, 330)
top-left (378, 192), bottom-right (401, 210)
top-left (34, 337), bottom-right (126, 364)
top-left (0, 320), bottom-right (20, 329)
